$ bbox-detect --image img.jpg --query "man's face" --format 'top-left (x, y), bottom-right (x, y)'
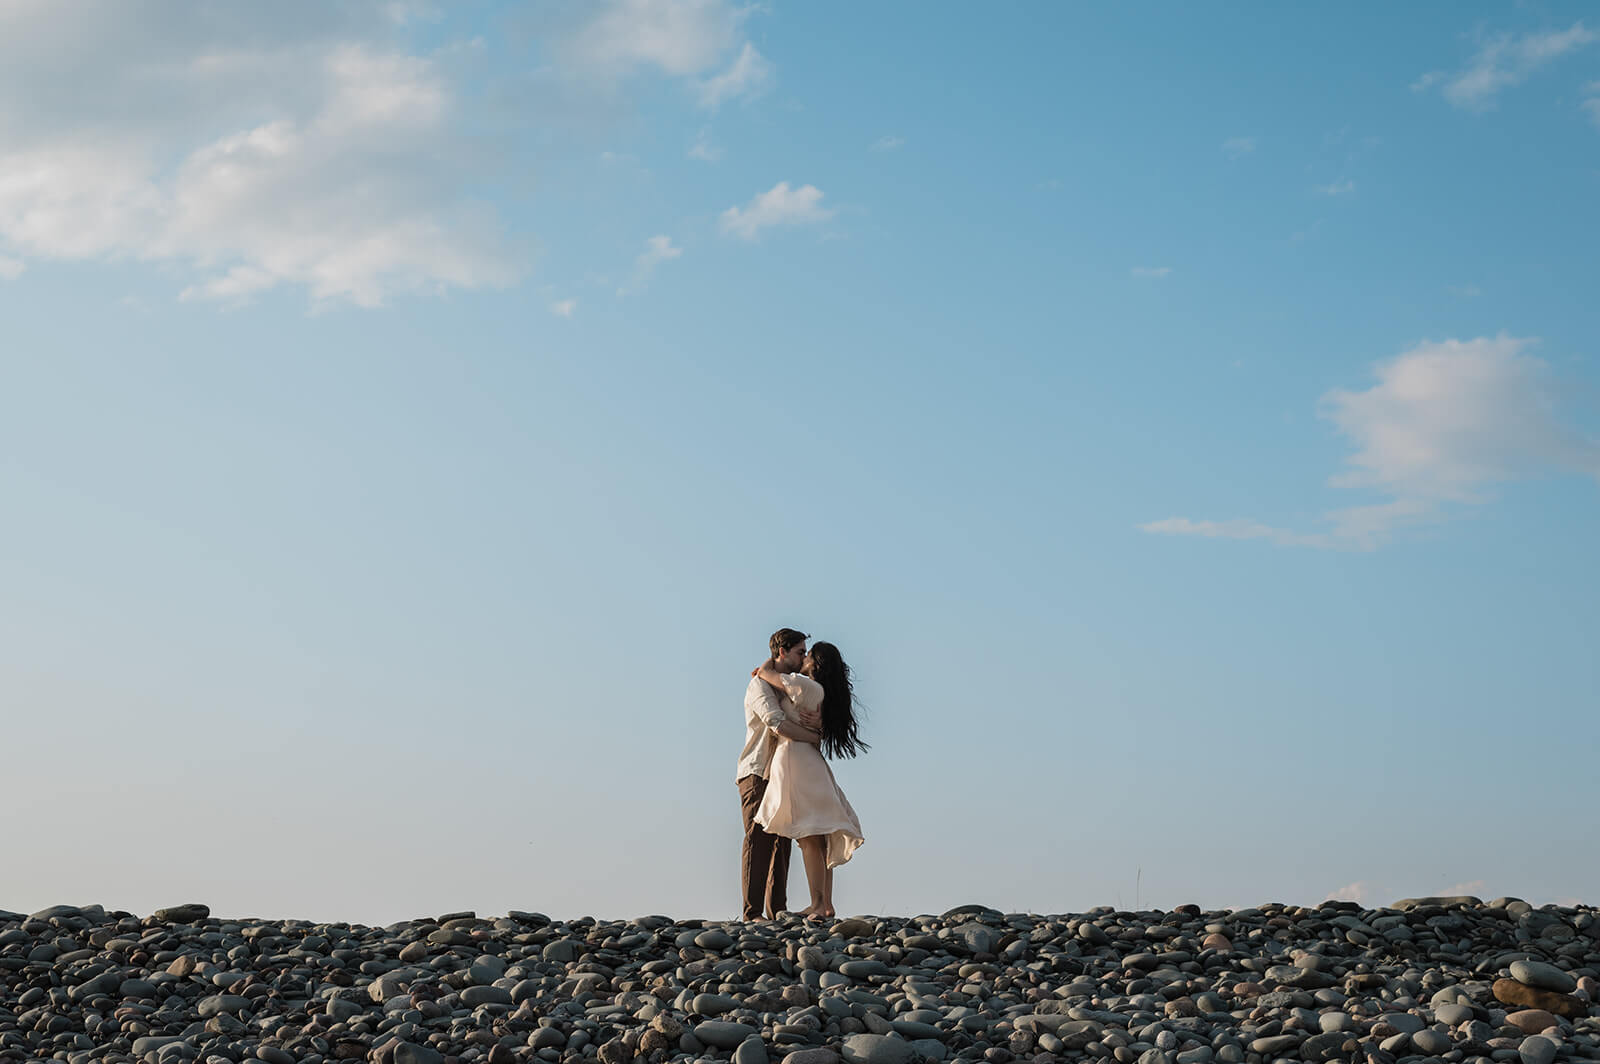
top-left (776, 641), bottom-right (806, 671)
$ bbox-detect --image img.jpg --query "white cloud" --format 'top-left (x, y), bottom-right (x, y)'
top-left (1142, 334), bottom-right (1600, 549)
top-left (1222, 136), bottom-right (1256, 159)
top-left (617, 234), bottom-right (682, 295)
top-left (1139, 518), bottom-right (1329, 549)
top-left (872, 135), bottom-right (905, 152)
top-left (563, 0), bottom-right (747, 78)
top-left (720, 182), bottom-right (833, 240)
top-left (0, 6), bottom-right (516, 307)
top-left (636, 234), bottom-right (682, 272)
top-left (550, 298), bottom-right (577, 317)
top-left (699, 41), bottom-right (773, 109)
top-left (1328, 881), bottom-right (1376, 904)
top-left (1440, 880), bottom-right (1487, 897)
top-left (1131, 266), bottom-right (1171, 278)
top-left (0, 255), bottom-right (23, 280)
top-left (549, 0), bottom-right (771, 114)
top-left (688, 127), bottom-right (722, 161)
top-left (1416, 22), bottom-right (1597, 109)
top-left (1315, 180), bottom-right (1356, 196)
top-left (1448, 283), bottom-right (1483, 298)
top-left (1583, 81), bottom-right (1600, 126)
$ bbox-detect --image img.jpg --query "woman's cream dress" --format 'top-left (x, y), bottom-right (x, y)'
top-left (753, 673), bottom-right (864, 868)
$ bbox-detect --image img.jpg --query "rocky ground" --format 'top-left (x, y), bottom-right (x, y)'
top-left (4, 897), bottom-right (1599, 1064)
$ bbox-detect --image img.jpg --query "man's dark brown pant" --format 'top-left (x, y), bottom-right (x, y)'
top-left (737, 774), bottom-right (790, 920)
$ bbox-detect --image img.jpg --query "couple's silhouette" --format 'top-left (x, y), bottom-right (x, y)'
top-left (736, 628), bottom-right (867, 920)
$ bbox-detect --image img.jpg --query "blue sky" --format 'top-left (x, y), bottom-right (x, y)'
top-left (2, 1), bottom-right (1597, 924)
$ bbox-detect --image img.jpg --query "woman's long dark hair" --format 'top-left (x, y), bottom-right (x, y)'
top-left (805, 641), bottom-right (868, 760)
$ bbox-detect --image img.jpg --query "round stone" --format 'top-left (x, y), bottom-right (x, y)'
top-left (691, 993), bottom-right (738, 1016)
top-left (695, 1021), bottom-right (759, 1050)
top-left (1511, 961), bottom-right (1576, 994)
top-left (734, 1036), bottom-right (769, 1064)
top-left (460, 985), bottom-right (512, 1007)
top-left (1412, 1029), bottom-right (1451, 1055)
top-left (1507, 1010), bottom-right (1559, 1035)
top-left (842, 1033), bottom-right (917, 1064)
top-left (1379, 1013), bottom-right (1426, 1035)
top-left (1519, 1036), bottom-right (1557, 1064)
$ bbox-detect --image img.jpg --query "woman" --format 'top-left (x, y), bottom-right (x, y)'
top-left (751, 641), bottom-right (867, 919)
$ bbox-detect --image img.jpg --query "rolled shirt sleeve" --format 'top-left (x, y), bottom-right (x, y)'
top-left (746, 677), bottom-right (787, 729)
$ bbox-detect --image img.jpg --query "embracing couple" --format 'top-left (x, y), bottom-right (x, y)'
top-left (736, 628), bottom-right (867, 921)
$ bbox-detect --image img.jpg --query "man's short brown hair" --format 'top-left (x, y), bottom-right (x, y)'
top-left (769, 628), bottom-right (809, 658)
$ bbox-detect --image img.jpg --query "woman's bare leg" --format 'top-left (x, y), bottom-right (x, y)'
top-left (797, 836), bottom-right (828, 917)
top-left (823, 864), bottom-right (836, 918)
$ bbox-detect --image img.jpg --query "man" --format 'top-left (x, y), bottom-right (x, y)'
top-left (737, 627), bottom-right (822, 921)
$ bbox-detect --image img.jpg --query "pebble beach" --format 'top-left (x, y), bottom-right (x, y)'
top-left (5, 897), bottom-right (1598, 1064)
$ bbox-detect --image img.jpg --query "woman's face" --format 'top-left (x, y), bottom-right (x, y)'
top-left (802, 652), bottom-right (815, 675)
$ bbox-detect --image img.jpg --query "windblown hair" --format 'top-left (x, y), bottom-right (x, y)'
top-left (804, 641), bottom-right (868, 760)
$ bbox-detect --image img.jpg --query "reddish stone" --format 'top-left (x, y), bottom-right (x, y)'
top-left (1506, 1009), bottom-right (1560, 1035)
top-left (1492, 978), bottom-right (1587, 1018)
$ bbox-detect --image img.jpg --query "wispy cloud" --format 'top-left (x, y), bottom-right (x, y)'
top-left (699, 41), bottom-right (773, 109)
top-left (0, 255), bottom-right (23, 280)
top-left (1315, 180), bottom-right (1356, 197)
top-left (1441, 880), bottom-right (1487, 897)
top-left (871, 134), bottom-right (905, 152)
top-left (1448, 283), bottom-right (1483, 298)
top-left (0, 9), bottom-right (517, 307)
top-left (1328, 881), bottom-right (1377, 904)
top-left (635, 233), bottom-right (681, 273)
top-left (1142, 334), bottom-right (1600, 549)
top-left (561, 0), bottom-right (749, 80)
top-left (1415, 22), bottom-right (1598, 109)
top-left (1222, 136), bottom-right (1256, 159)
top-left (688, 126), bottom-right (722, 161)
top-left (1139, 518), bottom-right (1329, 548)
top-left (1131, 266), bottom-right (1172, 278)
top-left (720, 182), bottom-right (833, 240)
top-left (550, 298), bottom-right (577, 317)
top-left (616, 234), bottom-right (681, 295)
top-left (1583, 81), bottom-right (1600, 126)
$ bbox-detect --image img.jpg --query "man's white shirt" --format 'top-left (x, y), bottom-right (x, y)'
top-left (737, 675), bottom-right (787, 782)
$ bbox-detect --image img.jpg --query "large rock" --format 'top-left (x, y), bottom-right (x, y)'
top-left (1510, 960), bottom-right (1577, 994)
top-left (784, 1052), bottom-right (840, 1064)
top-left (1519, 1036), bottom-right (1558, 1064)
top-left (1506, 1010), bottom-right (1560, 1035)
top-left (733, 1037), bottom-right (768, 1064)
top-left (460, 985), bottom-right (512, 1007)
top-left (1377, 1013), bottom-right (1425, 1035)
top-left (1493, 978), bottom-right (1587, 1018)
top-left (393, 1044), bottom-right (443, 1064)
top-left (197, 994), bottom-right (250, 1018)
top-left (842, 1034), bottom-right (916, 1064)
top-left (1412, 1029), bottom-right (1451, 1055)
top-left (152, 904), bottom-right (210, 923)
top-left (951, 922), bottom-right (998, 955)
top-left (694, 1022), bottom-right (759, 1050)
